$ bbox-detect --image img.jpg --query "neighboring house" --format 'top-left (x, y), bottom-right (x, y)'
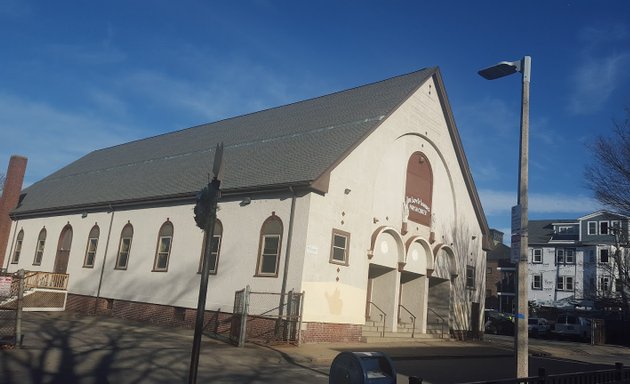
top-left (2, 67), bottom-right (491, 342)
top-left (485, 229), bottom-right (515, 313)
top-left (528, 210), bottom-right (628, 309)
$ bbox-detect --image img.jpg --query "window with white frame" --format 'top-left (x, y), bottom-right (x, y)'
top-left (33, 228), bottom-right (47, 265)
top-left (565, 249), bottom-right (575, 264)
top-left (557, 276), bottom-right (574, 291)
top-left (198, 220), bottom-right (222, 274)
top-left (600, 221), bottom-right (609, 235)
top-left (588, 221), bottom-right (597, 235)
top-left (255, 215), bottom-right (283, 277)
top-left (330, 229), bottom-right (350, 265)
top-left (532, 274), bottom-right (542, 290)
top-left (556, 248), bottom-right (565, 264)
top-left (115, 223), bottom-right (133, 270)
top-left (600, 277), bottom-right (611, 292)
top-left (466, 266), bottom-right (475, 289)
top-left (600, 249), bottom-right (609, 263)
top-left (533, 248), bottom-right (543, 263)
top-left (153, 220), bottom-right (173, 272)
top-left (83, 225), bottom-right (99, 268)
top-left (611, 220), bottom-right (620, 231)
top-left (11, 230), bottom-right (24, 263)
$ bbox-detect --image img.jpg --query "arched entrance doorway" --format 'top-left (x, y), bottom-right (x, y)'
top-left (54, 225), bottom-right (73, 274)
top-left (427, 245), bottom-right (456, 336)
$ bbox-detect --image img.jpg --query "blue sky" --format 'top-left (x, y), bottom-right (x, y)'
top-left (1, 1), bottom-right (629, 238)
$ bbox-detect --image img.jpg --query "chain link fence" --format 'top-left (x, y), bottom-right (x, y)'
top-left (0, 270), bottom-right (22, 347)
top-left (231, 286), bottom-right (304, 346)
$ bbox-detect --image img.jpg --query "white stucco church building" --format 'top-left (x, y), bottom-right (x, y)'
top-left (2, 67), bottom-right (491, 342)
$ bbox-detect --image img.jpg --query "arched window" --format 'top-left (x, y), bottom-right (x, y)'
top-left (83, 225), bottom-right (100, 268)
top-left (153, 220), bottom-right (174, 272)
top-left (115, 223), bottom-right (133, 270)
top-left (255, 215), bottom-right (283, 277)
top-left (11, 230), bottom-right (24, 263)
top-left (33, 227), bottom-right (47, 265)
top-left (198, 220), bottom-right (222, 274)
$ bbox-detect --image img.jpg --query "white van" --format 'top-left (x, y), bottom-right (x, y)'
top-left (554, 314), bottom-right (591, 341)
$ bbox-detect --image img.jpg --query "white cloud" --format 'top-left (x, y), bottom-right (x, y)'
top-left (0, 93), bottom-right (138, 185)
top-left (479, 189), bottom-right (602, 216)
top-left (568, 24), bottom-right (630, 115)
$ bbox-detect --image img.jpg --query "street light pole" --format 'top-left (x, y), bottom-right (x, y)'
top-left (479, 56), bottom-right (531, 379)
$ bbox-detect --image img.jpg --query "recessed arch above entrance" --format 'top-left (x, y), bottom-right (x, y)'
top-left (432, 244), bottom-right (457, 280)
top-left (403, 236), bottom-right (433, 275)
top-left (369, 226), bottom-right (404, 269)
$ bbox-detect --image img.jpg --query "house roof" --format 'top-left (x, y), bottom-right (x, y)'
top-left (12, 67), bottom-right (490, 244)
top-left (529, 219), bottom-right (578, 245)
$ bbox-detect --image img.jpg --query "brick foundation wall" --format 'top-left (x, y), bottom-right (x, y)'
top-left (301, 322), bottom-right (362, 343)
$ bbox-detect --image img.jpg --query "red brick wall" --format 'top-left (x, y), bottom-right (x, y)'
top-left (301, 322), bottom-right (362, 343)
top-left (0, 155), bottom-right (27, 269)
top-left (66, 294), bottom-right (362, 344)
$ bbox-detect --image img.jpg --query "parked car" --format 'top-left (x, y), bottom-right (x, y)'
top-left (528, 317), bottom-right (551, 338)
top-left (484, 310), bottom-right (514, 335)
top-left (554, 314), bottom-right (591, 341)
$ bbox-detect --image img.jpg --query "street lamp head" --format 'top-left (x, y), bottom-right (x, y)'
top-left (478, 56), bottom-right (531, 81)
top-left (478, 61), bottom-right (519, 80)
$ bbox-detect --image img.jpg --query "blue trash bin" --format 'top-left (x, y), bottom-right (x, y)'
top-left (329, 351), bottom-right (397, 384)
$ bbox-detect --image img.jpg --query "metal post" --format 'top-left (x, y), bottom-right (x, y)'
top-left (188, 178), bottom-right (220, 384)
top-left (238, 285), bottom-right (250, 348)
top-left (515, 56), bottom-right (531, 379)
top-left (16, 269), bottom-right (24, 348)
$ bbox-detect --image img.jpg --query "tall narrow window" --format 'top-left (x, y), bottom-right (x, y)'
top-left (565, 249), bottom-right (575, 264)
top-left (600, 249), bottom-right (609, 263)
top-left (198, 220), bottom-right (222, 274)
top-left (532, 274), bottom-right (542, 290)
top-left (600, 277), bottom-right (610, 292)
top-left (255, 215), bottom-right (283, 277)
top-left (33, 228), bottom-right (47, 265)
top-left (153, 220), bottom-right (174, 272)
top-left (532, 249), bottom-right (543, 263)
top-left (556, 248), bottom-right (565, 264)
top-left (12, 230), bottom-right (24, 263)
top-left (330, 229), bottom-right (350, 265)
top-left (600, 221), bottom-right (609, 235)
top-left (115, 223), bottom-right (134, 270)
top-left (83, 225), bottom-right (100, 268)
top-left (466, 266), bottom-right (475, 289)
top-left (587, 221), bottom-right (597, 235)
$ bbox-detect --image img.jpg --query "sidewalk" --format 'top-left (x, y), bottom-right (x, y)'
top-left (2, 312), bottom-right (630, 383)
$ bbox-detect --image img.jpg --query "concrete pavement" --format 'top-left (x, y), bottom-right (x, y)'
top-left (2, 312), bottom-right (630, 383)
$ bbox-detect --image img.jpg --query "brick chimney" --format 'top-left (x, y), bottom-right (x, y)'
top-left (0, 155), bottom-right (27, 270)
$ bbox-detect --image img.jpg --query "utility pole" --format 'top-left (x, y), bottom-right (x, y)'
top-left (188, 143), bottom-right (224, 384)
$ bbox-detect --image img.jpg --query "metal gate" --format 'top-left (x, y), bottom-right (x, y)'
top-left (231, 286), bottom-right (304, 346)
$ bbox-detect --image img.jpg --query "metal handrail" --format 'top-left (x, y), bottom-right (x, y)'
top-left (367, 301), bottom-right (386, 337)
top-left (398, 305), bottom-right (416, 338)
top-left (428, 307), bottom-right (447, 339)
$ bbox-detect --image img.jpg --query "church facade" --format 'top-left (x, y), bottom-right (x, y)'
top-left (3, 67), bottom-right (490, 342)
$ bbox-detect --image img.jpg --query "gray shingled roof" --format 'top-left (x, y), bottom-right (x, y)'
top-left (14, 68), bottom-right (436, 216)
top-left (528, 219), bottom-right (577, 245)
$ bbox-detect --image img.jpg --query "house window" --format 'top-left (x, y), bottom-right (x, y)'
top-left (587, 221), bottom-right (597, 235)
top-left (600, 249), bottom-right (609, 263)
top-left (466, 266), bottom-right (475, 289)
top-left (198, 220), bottom-right (222, 274)
top-left (556, 248), bottom-right (565, 264)
top-left (565, 249), bottom-right (575, 264)
top-left (33, 228), bottom-right (47, 265)
top-left (486, 267), bottom-right (492, 275)
top-left (557, 276), bottom-right (574, 291)
top-left (153, 220), bottom-right (174, 272)
top-left (600, 277), bottom-right (610, 292)
top-left (532, 249), bottom-right (543, 263)
top-left (255, 215), bottom-right (283, 277)
top-left (615, 278), bottom-right (623, 292)
top-left (115, 223), bottom-right (134, 270)
top-left (330, 229), bottom-right (350, 265)
top-left (611, 220), bottom-right (620, 233)
top-left (12, 230), bottom-right (24, 263)
top-left (600, 221), bottom-right (609, 235)
top-left (83, 225), bottom-right (100, 268)
top-left (532, 274), bottom-right (542, 290)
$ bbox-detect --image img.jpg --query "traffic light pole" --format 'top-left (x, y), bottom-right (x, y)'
top-left (188, 178), bottom-right (220, 384)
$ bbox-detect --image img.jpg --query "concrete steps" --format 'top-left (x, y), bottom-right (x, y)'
top-left (361, 320), bottom-right (448, 343)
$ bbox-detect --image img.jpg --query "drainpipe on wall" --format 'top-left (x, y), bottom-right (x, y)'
top-left (95, 206), bottom-right (116, 307)
top-left (277, 187), bottom-right (297, 336)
